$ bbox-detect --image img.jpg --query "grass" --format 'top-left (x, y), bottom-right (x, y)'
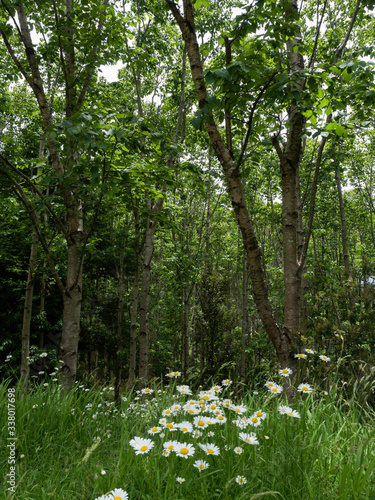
top-left (1, 363), bottom-right (375, 499)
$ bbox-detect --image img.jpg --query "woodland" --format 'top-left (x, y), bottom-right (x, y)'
top-left (1, 0), bottom-right (375, 400)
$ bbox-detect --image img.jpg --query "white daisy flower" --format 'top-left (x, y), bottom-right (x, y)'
top-left (278, 367), bottom-right (293, 377)
top-left (129, 437), bottom-right (154, 455)
top-left (295, 353), bottom-right (307, 359)
top-left (269, 384), bottom-right (283, 394)
top-left (229, 403), bottom-right (248, 415)
top-left (141, 388), bottom-right (154, 395)
top-left (222, 379), bottom-right (232, 386)
top-left (163, 440), bottom-right (179, 452)
top-left (239, 432), bottom-right (259, 445)
top-left (198, 443), bottom-right (220, 456)
top-left (319, 355), bottom-right (330, 362)
top-left (148, 426), bottom-right (162, 435)
top-left (176, 476), bottom-right (185, 483)
top-left (287, 409), bottom-right (301, 418)
top-left (107, 488), bottom-right (129, 500)
top-left (234, 446), bottom-right (243, 454)
top-left (305, 349), bottom-right (315, 354)
top-left (193, 459), bottom-right (209, 471)
top-left (278, 405), bottom-right (292, 415)
top-left (298, 383), bottom-right (313, 394)
top-left (174, 442), bottom-right (195, 458)
top-left (193, 416), bottom-right (211, 429)
top-left (178, 421), bottom-right (193, 433)
top-left (236, 475), bottom-right (247, 485)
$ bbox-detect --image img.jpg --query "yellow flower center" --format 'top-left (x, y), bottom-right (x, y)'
top-left (256, 412), bottom-right (262, 417)
top-left (180, 447), bottom-right (188, 455)
top-left (182, 427), bottom-right (188, 432)
top-left (165, 410), bottom-right (171, 414)
top-left (166, 423), bottom-right (173, 428)
top-left (114, 497), bottom-right (122, 500)
top-left (251, 417), bottom-right (258, 423)
top-left (140, 445), bottom-right (148, 452)
top-left (188, 409), bottom-right (195, 414)
top-left (272, 388), bottom-right (277, 392)
top-left (302, 387), bottom-right (308, 391)
top-left (207, 449), bottom-right (214, 454)
top-left (199, 464), bottom-right (204, 469)
top-left (168, 445), bottom-right (174, 450)
top-left (282, 369), bottom-right (288, 373)
top-left (218, 416), bottom-right (224, 420)
top-left (152, 427), bottom-right (158, 432)
top-left (235, 408), bottom-right (241, 413)
top-left (198, 420), bottom-right (205, 426)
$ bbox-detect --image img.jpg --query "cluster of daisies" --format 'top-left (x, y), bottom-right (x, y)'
top-left (126, 372), bottom-right (312, 488)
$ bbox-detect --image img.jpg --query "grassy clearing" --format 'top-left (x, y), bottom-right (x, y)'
top-left (1, 364), bottom-right (375, 499)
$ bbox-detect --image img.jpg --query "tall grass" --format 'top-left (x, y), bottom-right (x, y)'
top-left (1, 365), bottom-right (374, 499)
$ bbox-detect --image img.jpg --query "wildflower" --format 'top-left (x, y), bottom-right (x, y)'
top-left (40, 352), bottom-right (48, 358)
top-left (319, 355), bottom-right (330, 362)
top-left (229, 403), bottom-right (248, 415)
top-left (269, 384), bottom-right (283, 394)
top-left (278, 405), bottom-right (292, 415)
top-left (295, 353), bottom-right (307, 359)
top-left (222, 398), bottom-right (232, 407)
top-left (224, 445), bottom-right (230, 451)
top-left (176, 477), bottom-right (185, 484)
top-left (162, 408), bottom-right (174, 417)
top-left (6, 355), bottom-right (12, 361)
top-left (107, 489), bottom-right (129, 500)
top-left (279, 368), bottom-right (293, 377)
top-left (234, 418), bottom-right (249, 430)
top-left (298, 383), bottom-right (313, 394)
top-left (265, 381), bottom-right (275, 389)
top-left (208, 431), bottom-right (215, 437)
top-left (239, 432), bottom-right (259, 445)
top-left (198, 443), bottom-right (220, 456)
top-left (164, 422), bottom-right (178, 431)
top-left (222, 379), bottom-right (232, 386)
top-left (192, 430), bottom-right (202, 438)
top-left (148, 426), bottom-right (162, 435)
top-left (178, 421), bottom-right (193, 433)
top-left (234, 446), bottom-right (243, 455)
top-left (193, 460), bottom-right (209, 471)
top-left (193, 416), bottom-right (211, 429)
top-left (100, 469), bottom-right (106, 475)
top-left (236, 475), bottom-right (247, 485)
top-left (253, 391), bottom-right (259, 395)
top-left (287, 409), bottom-right (300, 418)
top-left (177, 385), bottom-right (192, 395)
top-left (38, 371), bottom-right (45, 375)
top-left (253, 410), bottom-right (267, 420)
top-left (185, 404), bottom-right (201, 416)
top-left (249, 416), bottom-right (262, 427)
top-left (173, 371), bottom-right (181, 377)
top-left (162, 449), bottom-right (171, 457)
top-left (211, 385), bottom-right (222, 393)
top-left (174, 442), bottom-right (195, 458)
top-left (129, 437), bottom-right (154, 455)
top-left (43, 383), bottom-right (48, 387)
top-left (305, 349), bottom-right (315, 354)
top-left (141, 388), bottom-right (154, 395)
top-left (163, 440), bottom-right (179, 451)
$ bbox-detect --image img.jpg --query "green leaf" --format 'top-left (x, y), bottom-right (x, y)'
top-left (214, 69), bottom-right (230, 79)
top-left (318, 98), bottom-right (330, 108)
top-left (335, 125), bottom-right (346, 137)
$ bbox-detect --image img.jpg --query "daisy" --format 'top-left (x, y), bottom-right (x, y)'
top-left (129, 437), bottom-right (154, 455)
top-left (176, 477), bottom-right (185, 483)
top-left (177, 385), bottom-right (192, 395)
top-left (279, 368), bottom-right (293, 377)
top-left (269, 384), bottom-right (283, 394)
top-left (229, 403), bottom-right (248, 415)
top-left (298, 383), bottom-right (313, 394)
top-left (193, 416), bottom-right (211, 429)
top-left (40, 352), bottom-right (48, 358)
top-left (164, 422), bottom-right (178, 431)
top-left (278, 405), bottom-right (292, 415)
top-left (295, 353), bottom-right (307, 359)
top-left (184, 404), bottom-right (201, 416)
top-left (163, 440), bottom-right (179, 451)
top-left (222, 379), bottom-right (232, 386)
top-left (107, 488), bottom-right (129, 500)
top-left (249, 415), bottom-right (262, 427)
top-left (211, 385), bottom-right (222, 393)
top-left (287, 409), bottom-right (301, 418)
top-left (193, 460), bottom-right (209, 471)
top-left (253, 410), bottom-right (267, 420)
top-left (174, 442), bottom-right (195, 458)
top-left (162, 449), bottom-right (171, 457)
top-left (208, 431), bottom-right (215, 437)
top-left (141, 388), bottom-right (154, 395)
top-left (198, 443), bottom-right (220, 456)
top-left (236, 476), bottom-right (247, 485)
top-left (305, 349), bottom-right (315, 354)
top-left (319, 355), bottom-right (330, 362)
top-left (234, 446), bottom-right (243, 454)
top-left (222, 399), bottom-right (232, 407)
top-left (234, 418), bottom-right (249, 429)
top-left (178, 421), bottom-right (193, 433)
top-left (239, 432), bottom-right (259, 445)
top-left (148, 426), bottom-right (162, 435)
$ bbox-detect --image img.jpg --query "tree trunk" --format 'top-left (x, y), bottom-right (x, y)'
top-left (20, 230), bottom-right (38, 393)
top-left (128, 206), bottom-right (140, 386)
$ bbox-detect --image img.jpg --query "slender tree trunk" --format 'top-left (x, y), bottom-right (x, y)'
top-left (240, 247), bottom-right (248, 386)
top-left (128, 206), bottom-right (140, 386)
top-left (20, 230), bottom-right (38, 393)
top-left (335, 160), bottom-right (355, 308)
